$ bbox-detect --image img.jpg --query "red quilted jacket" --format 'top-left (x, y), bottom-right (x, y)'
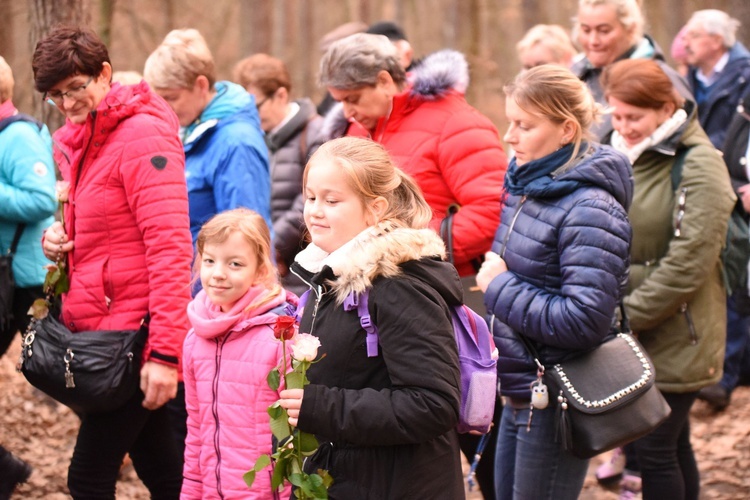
top-left (52, 81), bottom-right (192, 368)
top-left (327, 51), bottom-right (507, 275)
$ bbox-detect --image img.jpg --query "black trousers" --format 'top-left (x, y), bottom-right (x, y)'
top-left (67, 390), bottom-right (182, 499)
top-left (631, 391), bottom-right (700, 500)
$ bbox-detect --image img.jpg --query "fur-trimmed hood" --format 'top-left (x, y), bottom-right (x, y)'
top-left (320, 50), bottom-right (470, 140)
top-left (293, 224), bottom-right (461, 304)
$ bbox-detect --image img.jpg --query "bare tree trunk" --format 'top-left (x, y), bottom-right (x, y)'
top-left (98, 0), bottom-right (116, 47)
top-left (0, 0), bottom-right (14, 61)
top-left (730, 0), bottom-right (750, 45)
top-left (28, 0), bottom-right (88, 130)
top-left (241, 0), bottom-right (273, 55)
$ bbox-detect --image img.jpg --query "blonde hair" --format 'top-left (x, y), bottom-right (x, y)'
top-left (505, 65), bottom-right (600, 162)
top-left (304, 137), bottom-right (432, 229)
top-left (516, 24), bottom-right (577, 66)
top-left (112, 70), bottom-right (143, 86)
top-left (0, 56), bottom-right (14, 103)
top-left (144, 28), bottom-right (215, 90)
top-left (573, 0), bottom-right (645, 46)
top-left (195, 208), bottom-right (282, 309)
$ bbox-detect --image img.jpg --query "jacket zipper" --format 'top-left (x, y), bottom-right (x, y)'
top-left (500, 196), bottom-right (527, 258)
top-left (674, 188), bottom-right (697, 345)
top-left (680, 303), bottom-right (698, 345)
top-left (674, 187), bottom-right (688, 238)
top-left (212, 334), bottom-right (231, 499)
top-left (307, 285), bottom-right (325, 337)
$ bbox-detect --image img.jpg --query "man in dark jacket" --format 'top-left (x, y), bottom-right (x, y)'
top-left (683, 9), bottom-right (750, 149)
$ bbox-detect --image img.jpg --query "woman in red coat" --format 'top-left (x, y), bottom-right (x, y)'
top-left (33, 26), bottom-right (191, 499)
top-left (319, 33), bottom-right (507, 278)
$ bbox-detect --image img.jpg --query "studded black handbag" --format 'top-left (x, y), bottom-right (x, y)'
top-left (516, 302), bottom-right (671, 459)
top-left (544, 331), bottom-right (672, 459)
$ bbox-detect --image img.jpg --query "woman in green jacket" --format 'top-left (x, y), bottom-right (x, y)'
top-left (601, 59), bottom-right (735, 500)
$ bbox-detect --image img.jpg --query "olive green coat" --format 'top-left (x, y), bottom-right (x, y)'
top-left (623, 112), bottom-right (736, 393)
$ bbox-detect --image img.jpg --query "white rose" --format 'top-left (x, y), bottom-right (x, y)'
top-left (291, 333), bottom-right (321, 362)
top-left (56, 181), bottom-right (71, 203)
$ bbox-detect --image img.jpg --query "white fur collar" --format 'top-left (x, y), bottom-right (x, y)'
top-left (294, 223), bottom-right (447, 302)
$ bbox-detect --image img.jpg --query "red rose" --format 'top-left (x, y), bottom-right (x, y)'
top-left (273, 316), bottom-right (297, 340)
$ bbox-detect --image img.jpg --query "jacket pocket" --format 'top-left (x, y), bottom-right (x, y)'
top-left (102, 257), bottom-right (113, 310)
top-left (680, 302), bottom-right (698, 345)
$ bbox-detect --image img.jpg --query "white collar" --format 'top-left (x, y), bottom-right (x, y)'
top-left (270, 101), bottom-right (300, 135)
top-left (294, 226), bottom-right (379, 275)
top-left (696, 51), bottom-right (730, 86)
top-left (610, 108), bottom-right (688, 164)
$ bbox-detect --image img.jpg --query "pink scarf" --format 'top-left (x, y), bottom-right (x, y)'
top-left (187, 285), bottom-right (285, 339)
top-left (0, 99), bottom-right (18, 121)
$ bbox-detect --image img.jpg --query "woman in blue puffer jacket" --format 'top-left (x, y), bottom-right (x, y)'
top-left (477, 65), bottom-right (633, 500)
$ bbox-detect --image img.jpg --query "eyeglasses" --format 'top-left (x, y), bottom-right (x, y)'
top-left (255, 95), bottom-right (270, 110)
top-left (44, 76), bottom-right (94, 105)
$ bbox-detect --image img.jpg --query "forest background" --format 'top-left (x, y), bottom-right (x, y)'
top-left (2, 0), bottom-right (750, 137)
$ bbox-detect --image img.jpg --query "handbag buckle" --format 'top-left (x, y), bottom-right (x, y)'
top-left (64, 349), bottom-right (76, 389)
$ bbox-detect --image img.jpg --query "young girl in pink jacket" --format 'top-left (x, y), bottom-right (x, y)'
top-left (182, 208), bottom-right (293, 499)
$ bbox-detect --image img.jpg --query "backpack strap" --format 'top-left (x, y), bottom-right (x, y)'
top-left (343, 290), bottom-right (379, 357)
top-left (291, 289), bottom-right (311, 323)
top-left (669, 146), bottom-right (690, 193)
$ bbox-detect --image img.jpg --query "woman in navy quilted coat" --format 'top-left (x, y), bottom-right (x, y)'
top-left (476, 66), bottom-right (633, 500)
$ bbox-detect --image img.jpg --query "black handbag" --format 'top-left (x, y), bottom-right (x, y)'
top-left (19, 305), bottom-right (149, 414)
top-left (1, 224), bottom-right (25, 331)
top-left (440, 204), bottom-right (485, 314)
top-left (519, 308), bottom-right (671, 459)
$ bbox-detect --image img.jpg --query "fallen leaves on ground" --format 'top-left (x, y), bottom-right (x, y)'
top-left (2, 337), bottom-right (748, 499)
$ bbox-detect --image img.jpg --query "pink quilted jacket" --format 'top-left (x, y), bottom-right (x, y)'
top-left (51, 81), bottom-right (192, 367)
top-left (182, 286), bottom-right (293, 499)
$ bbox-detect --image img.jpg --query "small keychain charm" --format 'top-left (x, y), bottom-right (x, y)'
top-left (531, 380), bottom-right (549, 410)
top-left (64, 349), bottom-right (76, 389)
top-left (526, 365), bottom-right (548, 432)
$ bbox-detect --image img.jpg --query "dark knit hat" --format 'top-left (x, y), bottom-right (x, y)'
top-left (366, 21), bottom-right (408, 42)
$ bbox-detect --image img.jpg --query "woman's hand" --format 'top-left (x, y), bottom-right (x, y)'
top-left (279, 389), bottom-right (304, 427)
top-left (476, 251), bottom-right (508, 293)
top-left (737, 184), bottom-right (750, 213)
top-left (140, 361), bottom-right (178, 410)
top-left (42, 221), bottom-right (74, 261)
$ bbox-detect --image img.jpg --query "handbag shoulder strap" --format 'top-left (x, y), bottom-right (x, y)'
top-left (514, 302), bottom-right (631, 366)
top-left (440, 204), bottom-right (460, 264)
top-left (7, 224), bottom-right (26, 256)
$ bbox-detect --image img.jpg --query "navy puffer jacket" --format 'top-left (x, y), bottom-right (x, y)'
top-left (485, 144), bottom-right (633, 398)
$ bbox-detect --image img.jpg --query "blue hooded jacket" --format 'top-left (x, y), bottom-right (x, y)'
top-left (182, 81), bottom-right (271, 243)
top-left (485, 144), bottom-right (633, 398)
top-left (0, 117), bottom-right (56, 287)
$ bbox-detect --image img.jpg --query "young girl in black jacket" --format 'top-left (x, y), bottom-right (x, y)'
top-left (279, 137), bottom-right (464, 499)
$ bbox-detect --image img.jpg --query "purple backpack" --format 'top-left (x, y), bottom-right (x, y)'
top-left (343, 289), bottom-right (498, 434)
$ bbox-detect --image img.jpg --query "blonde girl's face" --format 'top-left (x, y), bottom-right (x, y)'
top-left (303, 156), bottom-right (373, 253)
top-left (503, 97), bottom-right (571, 166)
top-left (199, 231), bottom-right (260, 312)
